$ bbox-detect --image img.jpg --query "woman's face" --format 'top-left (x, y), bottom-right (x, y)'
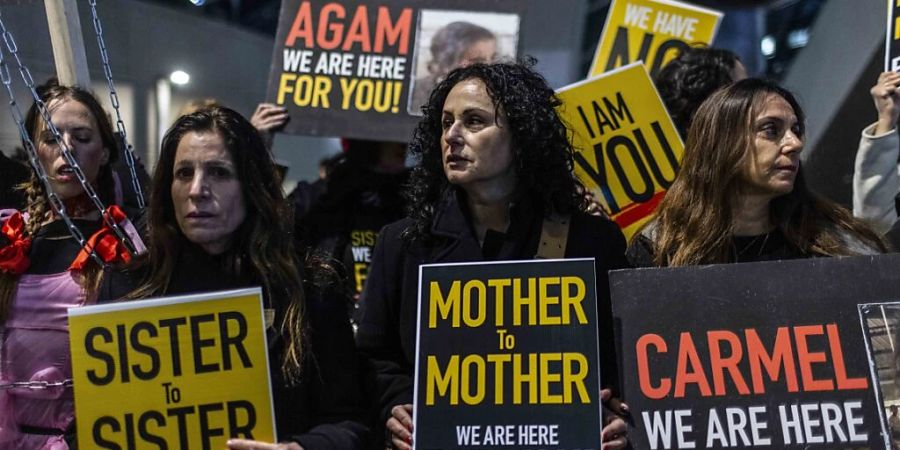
top-left (458, 38), bottom-right (497, 67)
top-left (741, 93), bottom-right (803, 198)
top-left (170, 130), bottom-right (246, 255)
top-left (36, 98), bottom-right (109, 200)
top-left (441, 78), bottom-right (516, 191)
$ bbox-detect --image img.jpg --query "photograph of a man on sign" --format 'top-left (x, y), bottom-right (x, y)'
top-left (407, 9), bottom-right (520, 115)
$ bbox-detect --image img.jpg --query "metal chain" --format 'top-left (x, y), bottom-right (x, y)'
top-left (0, 379), bottom-right (73, 391)
top-left (0, 22), bottom-right (104, 266)
top-left (0, 8), bottom-right (137, 257)
top-left (87, 0), bottom-right (145, 209)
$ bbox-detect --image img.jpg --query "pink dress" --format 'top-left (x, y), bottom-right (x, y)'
top-left (0, 272), bottom-right (88, 449)
top-left (0, 206), bottom-right (145, 449)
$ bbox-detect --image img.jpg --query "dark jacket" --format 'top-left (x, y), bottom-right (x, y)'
top-left (110, 243), bottom-right (371, 449)
top-left (355, 189), bottom-right (629, 424)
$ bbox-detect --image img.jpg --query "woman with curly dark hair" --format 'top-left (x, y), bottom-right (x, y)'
top-left (356, 61), bottom-right (629, 450)
top-left (655, 45), bottom-right (747, 139)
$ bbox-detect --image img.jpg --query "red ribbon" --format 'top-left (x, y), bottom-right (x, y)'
top-left (0, 212), bottom-right (31, 275)
top-left (69, 205), bottom-right (133, 271)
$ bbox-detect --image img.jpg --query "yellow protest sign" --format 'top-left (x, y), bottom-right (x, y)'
top-left (589, 0), bottom-right (722, 77)
top-left (68, 288), bottom-right (275, 449)
top-left (557, 62), bottom-right (683, 240)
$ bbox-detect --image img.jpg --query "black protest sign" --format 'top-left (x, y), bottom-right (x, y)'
top-left (611, 254), bottom-right (900, 449)
top-left (267, 0), bottom-right (521, 142)
top-left (414, 259), bottom-right (601, 449)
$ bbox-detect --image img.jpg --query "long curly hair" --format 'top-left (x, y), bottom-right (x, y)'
top-left (655, 46), bottom-right (741, 139)
top-left (653, 78), bottom-right (886, 266)
top-left (404, 60), bottom-right (587, 242)
top-left (129, 106), bottom-right (308, 383)
top-left (0, 80), bottom-right (119, 323)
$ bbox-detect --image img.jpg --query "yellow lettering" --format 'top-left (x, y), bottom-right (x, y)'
top-left (429, 280), bottom-right (460, 328)
top-left (426, 355), bottom-right (458, 405)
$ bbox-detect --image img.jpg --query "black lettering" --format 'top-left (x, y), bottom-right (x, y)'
top-left (219, 311), bottom-right (252, 370)
top-left (593, 100), bottom-right (617, 135)
top-left (633, 127), bottom-right (674, 188)
top-left (605, 92), bottom-right (634, 126)
top-left (577, 105), bottom-right (595, 139)
top-left (117, 325), bottom-right (130, 383)
top-left (86, 327), bottom-right (115, 385)
top-left (124, 413), bottom-right (137, 449)
top-left (159, 317), bottom-right (187, 376)
top-left (138, 411), bottom-right (168, 449)
top-left (227, 400), bottom-right (257, 439)
top-left (167, 406), bottom-right (196, 450)
top-left (608, 135), bottom-right (653, 202)
top-left (199, 403), bottom-right (225, 450)
top-left (650, 39), bottom-right (689, 78)
top-left (652, 121), bottom-right (681, 172)
top-left (130, 321), bottom-right (160, 380)
top-left (93, 416), bottom-right (122, 449)
top-left (191, 314), bottom-right (220, 373)
top-left (574, 144), bottom-right (620, 213)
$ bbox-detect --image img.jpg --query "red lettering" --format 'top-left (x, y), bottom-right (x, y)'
top-left (794, 325), bottom-right (833, 391)
top-left (636, 334), bottom-right (670, 399)
top-left (342, 5), bottom-right (371, 52)
top-left (674, 332), bottom-right (712, 398)
top-left (707, 330), bottom-right (750, 396)
top-left (827, 324), bottom-right (868, 390)
top-left (746, 327), bottom-right (799, 393)
top-left (284, 1), bottom-right (313, 47)
top-left (317, 3), bottom-right (345, 50)
top-left (375, 6), bottom-right (412, 55)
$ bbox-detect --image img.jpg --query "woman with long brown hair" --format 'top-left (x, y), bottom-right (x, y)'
top-left (628, 78), bottom-right (886, 267)
top-left (129, 106), bottom-right (369, 449)
top-left (0, 80), bottom-right (142, 448)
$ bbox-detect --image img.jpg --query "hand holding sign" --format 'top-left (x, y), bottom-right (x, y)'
top-left (871, 71), bottom-right (900, 134)
top-left (227, 439), bottom-right (304, 450)
top-left (387, 403), bottom-right (414, 450)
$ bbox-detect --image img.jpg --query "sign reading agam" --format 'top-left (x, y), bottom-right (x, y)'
top-left (68, 288), bottom-right (275, 449)
top-left (886, 0), bottom-right (900, 72)
top-left (610, 255), bottom-right (900, 449)
top-left (266, 0), bottom-right (521, 141)
top-left (589, 0), bottom-right (721, 78)
top-left (556, 62), bottom-right (683, 240)
top-left (413, 259), bottom-right (601, 449)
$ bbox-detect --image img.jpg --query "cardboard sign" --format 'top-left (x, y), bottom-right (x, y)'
top-left (556, 62), bottom-right (683, 241)
top-left (611, 255), bottom-right (900, 449)
top-left (886, 0), bottom-right (900, 72)
top-left (69, 288), bottom-right (275, 449)
top-left (413, 259), bottom-right (601, 449)
top-left (266, 0), bottom-right (521, 141)
top-left (589, 0), bottom-right (722, 78)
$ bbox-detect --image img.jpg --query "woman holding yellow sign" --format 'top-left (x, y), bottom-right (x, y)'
top-left (129, 106), bottom-right (369, 450)
top-left (628, 79), bottom-right (885, 266)
top-left (356, 61), bottom-right (630, 450)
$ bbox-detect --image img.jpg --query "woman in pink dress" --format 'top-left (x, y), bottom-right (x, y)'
top-left (0, 80), bottom-right (143, 449)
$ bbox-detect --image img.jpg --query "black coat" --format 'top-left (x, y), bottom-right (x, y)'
top-left (355, 189), bottom-right (629, 423)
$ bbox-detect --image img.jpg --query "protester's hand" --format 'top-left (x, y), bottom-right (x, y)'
top-left (387, 403), bottom-right (414, 450)
top-left (251, 103), bottom-right (289, 149)
top-left (871, 72), bottom-right (900, 134)
top-left (226, 439), bottom-right (303, 450)
top-left (600, 388), bottom-right (628, 450)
